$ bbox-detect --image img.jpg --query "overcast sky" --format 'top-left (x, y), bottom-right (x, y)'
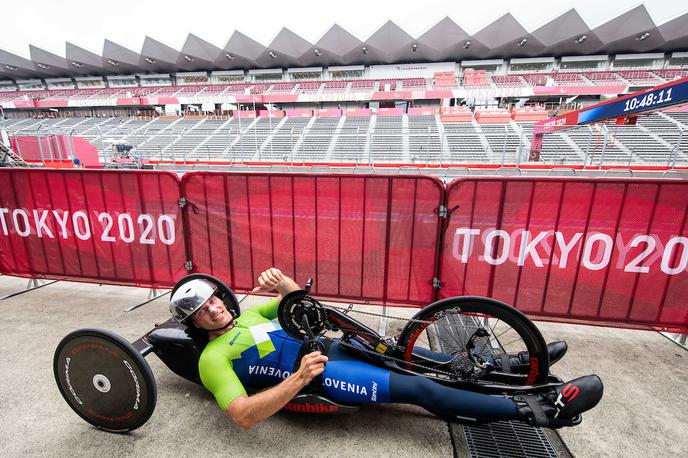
top-left (3, 0), bottom-right (686, 58)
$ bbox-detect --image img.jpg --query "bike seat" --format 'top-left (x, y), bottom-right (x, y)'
top-left (146, 318), bottom-right (208, 385)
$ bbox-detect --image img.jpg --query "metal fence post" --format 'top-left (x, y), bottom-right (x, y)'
top-left (599, 124), bottom-right (609, 169)
top-left (181, 128), bottom-right (187, 164)
top-left (53, 130), bottom-right (63, 162)
top-left (239, 129), bottom-right (243, 158)
top-left (289, 127), bottom-right (294, 166)
top-left (584, 125), bottom-right (593, 168)
top-left (36, 125), bottom-right (45, 167)
top-left (227, 127), bottom-right (232, 163)
top-left (671, 128), bottom-right (683, 169)
top-left (67, 128), bottom-right (76, 162)
top-left (502, 125), bottom-right (507, 164)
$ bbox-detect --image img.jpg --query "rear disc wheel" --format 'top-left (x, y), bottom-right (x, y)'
top-left (53, 328), bottom-right (157, 433)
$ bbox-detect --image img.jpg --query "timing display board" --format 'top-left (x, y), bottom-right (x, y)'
top-left (577, 78), bottom-right (688, 124)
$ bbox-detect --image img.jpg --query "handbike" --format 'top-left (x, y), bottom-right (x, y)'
top-left (278, 282), bottom-right (564, 399)
top-left (53, 274), bottom-right (571, 433)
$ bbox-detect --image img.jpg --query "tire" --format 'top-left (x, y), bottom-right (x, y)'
top-left (396, 297), bottom-right (549, 386)
top-left (53, 329), bottom-right (157, 433)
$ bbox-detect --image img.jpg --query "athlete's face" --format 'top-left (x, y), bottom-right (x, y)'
top-left (191, 295), bottom-right (233, 330)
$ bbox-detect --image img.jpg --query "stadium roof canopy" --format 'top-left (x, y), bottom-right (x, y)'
top-left (1, 4), bottom-right (686, 79)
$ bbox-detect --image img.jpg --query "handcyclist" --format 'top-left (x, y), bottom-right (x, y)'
top-left (169, 268), bottom-right (603, 430)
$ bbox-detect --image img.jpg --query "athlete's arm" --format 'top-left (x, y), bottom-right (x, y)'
top-left (198, 351), bottom-right (247, 412)
top-left (226, 351), bottom-right (328, 429)
top-left (251, 268), bottom-right (300, 320)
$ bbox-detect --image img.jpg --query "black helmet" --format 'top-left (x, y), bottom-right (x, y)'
top-left (169, 274), bottom-right (241, 326)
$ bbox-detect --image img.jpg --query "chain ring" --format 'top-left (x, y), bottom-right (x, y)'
top-left (278, 292), bottom-right (329, 339)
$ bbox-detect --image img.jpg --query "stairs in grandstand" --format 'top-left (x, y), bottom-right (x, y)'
top-left (0, 140), bottom-right (28, 167)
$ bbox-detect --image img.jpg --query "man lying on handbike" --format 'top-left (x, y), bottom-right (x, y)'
top-left (169, 268), bottom-right (603, 430)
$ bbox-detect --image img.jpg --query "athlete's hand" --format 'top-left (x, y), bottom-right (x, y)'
top-left (295, 351), bottom-right (328, 385)
top-left (251, 268), bottom-right (284, 293)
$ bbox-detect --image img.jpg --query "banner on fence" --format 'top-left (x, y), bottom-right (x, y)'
top-left (182, 173), bottom-right (443, 305)
top-left (439, 178), bottom-right (688, 333)
top-left (0, 169), bottom-right (685, 333)
top-left (0, 169), bottom-right (187, 287)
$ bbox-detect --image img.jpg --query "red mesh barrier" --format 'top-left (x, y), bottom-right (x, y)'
top-left (182, 173), bottom-right (443, 306)
top-left (0, 169), bottom-right (187, 288)
top-left (0, 168), bottom-right (685, 333)
top-left (439, 177), bottom-right (688, 333)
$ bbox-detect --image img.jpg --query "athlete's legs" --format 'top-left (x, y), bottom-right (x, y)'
top-left (320, 342), bottom-right (518, 423)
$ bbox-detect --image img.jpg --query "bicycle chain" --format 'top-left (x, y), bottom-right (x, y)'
top-left (328, 304), bottom-right (440, 325)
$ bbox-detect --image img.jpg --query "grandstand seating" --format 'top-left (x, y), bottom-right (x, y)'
top-left (408, 115), bottom-right (442, 163)
top-left (584, 71), bottom-right (625, 85)
top-left (401, 78), bottom-right (426, 89)
top-left (2, 68), bottom-right (684, 105)
top-left (5, 109), bottom-right (688, 167)
top-left (443, 123), bottom-right (489, 163)
top-left (492, 75), bottom-right (526, 88)
top-left (295, 116), bottom-right (338, 161)
top-left (616, 70), bottom-right (662, 86)
top-left (654, 69), bottom-right (688, 82)
top-left (323, 81), bottom-right (349, 92)
top-left (522, 74), bottom-right (548, 86)
top-left (351, 80), bottom-right (375, 90)
top-left (267, 82), bottom-right (297, 93)
top-left (551, 72), bottom-right (587, 86)
top-left (377, 80), bottom-right (398, 91)
top-left (262, 117), bottom-right (310, 161)
top-left (370, 115), bottom-right (404, 162)
top-left (332, 116), bottom-right (372, 162)
top-left (296, 82), bottom-right (322, 94)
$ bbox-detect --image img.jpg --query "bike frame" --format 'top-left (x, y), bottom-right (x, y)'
top-left (320, 304), bottom-right (564, 396)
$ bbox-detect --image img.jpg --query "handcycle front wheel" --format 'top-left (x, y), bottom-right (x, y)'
top-left (396, 297), bottom-right (550, 386)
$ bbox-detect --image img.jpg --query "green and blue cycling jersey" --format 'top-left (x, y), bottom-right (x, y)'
top-left (198, 298), bottom-right (391, 410)
top-left (198, 298), bottom-right (518, 423)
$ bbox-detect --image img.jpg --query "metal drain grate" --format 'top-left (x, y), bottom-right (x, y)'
top-left (461, 421), bottom-right (558, 458)
top-left (426, 311), bottom-right (569, 457)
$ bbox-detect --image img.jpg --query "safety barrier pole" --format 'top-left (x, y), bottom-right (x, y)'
top-left (181, 128), bottom-right (187, 165)
top-left (599, 125), bottom-right (609, 169)
top-left (583, 125), bottom-right (593, 168)
top-left (36, 125), bottom-right (45, 167)
top-left (95, 125), bottom-right (105, 164)
top-left (54, 130), bottom-right (64, 162)
top-left (68, 129), bottom-right (76, 163)
top-left (671, 129), bottom-right (683, 169)
top-left (14, 134), bottom-right (23, 159)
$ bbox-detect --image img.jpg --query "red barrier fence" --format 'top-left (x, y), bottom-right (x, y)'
top-left (0, 169), bottom-right (187, 287)
top-left (182, 173), bottom-right (443, 305)
top-left (11, 135), bottom-right (74, 161)
top-left (11, 135), bottom-right (102, 167)
top-left (439, 178), bottom-right (688, 333)
top-left (0, 169), bottom-right (686, 333)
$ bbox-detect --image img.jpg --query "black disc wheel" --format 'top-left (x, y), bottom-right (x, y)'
top-left (396, 297), bottom-right (549, 386)
top-left (53, 329), bottom-right (157, 433)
